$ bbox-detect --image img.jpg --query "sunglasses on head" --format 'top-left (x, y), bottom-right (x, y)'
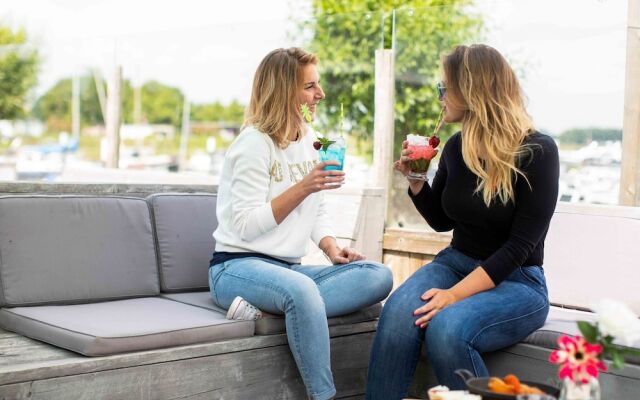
top-left (436, 81), bottom-right (446, 101)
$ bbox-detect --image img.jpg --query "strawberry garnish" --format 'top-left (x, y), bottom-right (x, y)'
top-left (313, 141), bottom-right (322, 150)
top-left (429, 135), bottom-right (440, 148)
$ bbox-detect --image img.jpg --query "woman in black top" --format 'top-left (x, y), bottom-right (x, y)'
top-left (366, 44), bottom-right (559, 398)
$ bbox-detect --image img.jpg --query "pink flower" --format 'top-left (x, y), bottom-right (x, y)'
top-left (549, 335), bottom-right (607, 383)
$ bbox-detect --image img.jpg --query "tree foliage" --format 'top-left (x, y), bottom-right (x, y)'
top-left (0, 25), bottom-right (40, 119)
top-left (191, 100), bottom-right (245, 124)
top-left (32, 76), bottom-right (106, 130)
top-left (137, 80), bottom-right (184, 126)
top-left (34, 75), bottom-right (246, 130)
top-left (301, 0), bottom-right (482, 149)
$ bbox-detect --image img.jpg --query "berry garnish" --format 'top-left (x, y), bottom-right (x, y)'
top-left (314, 137), bottom-right (335, 151)
top-left (429, 136), bottom-right (440, 148)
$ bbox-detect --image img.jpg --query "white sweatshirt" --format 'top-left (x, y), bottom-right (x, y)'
top-left (213, 126), bottom-right (335, 264)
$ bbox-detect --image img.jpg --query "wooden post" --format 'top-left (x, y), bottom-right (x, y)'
top-left (71, 75), bottom-right (80, 140)
top-left (92, 69), bottom-right (107, 123)
top-left (178, 97), bottom-right (191, 171)
top-left (372, 49), bottom-right (395, 223)
top-left (619, 0), bottom-right (640, 205)
top-left (105, 66), bottom-right (122, 169)
top-left (133, 86), bottom-right (142, 124)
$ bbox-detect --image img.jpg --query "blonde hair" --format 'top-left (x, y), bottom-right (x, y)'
top-left (244, 47), bottom-right (318, 149)
top-left (443, 44), bottom-right (535, 206)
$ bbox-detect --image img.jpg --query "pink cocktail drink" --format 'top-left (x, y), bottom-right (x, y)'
top-left (407, 134), bottom-right (438, 180)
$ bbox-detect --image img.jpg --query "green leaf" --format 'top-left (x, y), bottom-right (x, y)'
top-left (317, 137), bottom-right (335, 151)
top-left (300, 103), bottom-right (313, 123)
top-left (611, 348), bottom-right (625, 369)
top-left (602, 335), bottom-right (615, 345)
top-left (578, 321), bottom-right (598, 343)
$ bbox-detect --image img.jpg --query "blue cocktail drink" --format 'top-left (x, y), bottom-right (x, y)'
top-left (320, 137), bottom-right (346, 170)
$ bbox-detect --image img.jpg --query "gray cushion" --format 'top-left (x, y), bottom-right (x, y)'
top-left (162, 291), bottom-right (382, 335)
top-left (0, 297), bottom-right (254, 356)
top-left (0, 196), bottom-right (159, 307)
top-left (523, 306), bottom-right (640, 366)
top-left (148, 194), bottom-right (217, 292)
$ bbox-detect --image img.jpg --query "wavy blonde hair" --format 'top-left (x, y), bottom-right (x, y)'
top-left (443, 44), bottom-right (535, 206)
top-left (244, 47), bottom-right (318, 149)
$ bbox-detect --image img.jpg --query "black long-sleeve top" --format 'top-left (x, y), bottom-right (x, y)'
top-left (409, 131), bottom-right (559, 285)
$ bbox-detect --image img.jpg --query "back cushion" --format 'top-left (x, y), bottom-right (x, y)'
top-left (544, 203), bottom-right (640, 314)
top-left (148, 194), bottom-right (217, 292)
top-left (0, 196), bottom-right (160, 307)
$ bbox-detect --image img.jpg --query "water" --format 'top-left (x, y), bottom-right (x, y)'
top-left (320, 138), bottom-right (346, 171)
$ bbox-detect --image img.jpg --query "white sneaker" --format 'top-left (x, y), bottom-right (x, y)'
top-left (226, 296), bottom-right (263, 321)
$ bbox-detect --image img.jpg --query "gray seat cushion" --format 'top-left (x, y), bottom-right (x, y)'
top-left (0, 196), bottom-right (159, 307)
top-left (0, 297), bottom-right (254, 356)
top-left (147, 194), bottom-right (217, 292)
top-left (522, 306), bottom-right (640, 366)
top-left (162, 291), bottom-right (382, 335)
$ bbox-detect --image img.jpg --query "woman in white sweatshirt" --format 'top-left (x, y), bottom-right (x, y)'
top-left (209, 47), bottom-right (393, 400)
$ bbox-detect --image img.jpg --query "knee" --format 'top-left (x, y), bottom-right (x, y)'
top-left (282, 275), bottom-right (324, 311)
top-left (359, 261), bottom-right (393, 297)
top-left (378, 287), bottom-right (421, 333)
top-left (425, 313), bottom-right (469, 352)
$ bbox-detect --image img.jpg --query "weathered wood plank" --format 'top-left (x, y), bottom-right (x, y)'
top-left (0, 332), bottom-right (376, 400)
top-left (383, 250), bottom-right (433, 291)
top-left (354, 189), bottom-right (386, 262)
top-left (373, 49), bottom-right (395, 223)
top-left (619, 0), bottom-right (640, 205)
top-left (0, 321), bottom-right (377, 386)
top-left (383, 228), bottom-right (451, 254)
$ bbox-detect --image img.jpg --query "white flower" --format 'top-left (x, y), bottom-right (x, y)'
top-left (592, 299), bottom-right (640, 346)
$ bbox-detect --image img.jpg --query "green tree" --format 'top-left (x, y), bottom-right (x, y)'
top-left (34, 76), bottom-right (187, 130)
top-left (191, 100), bottom-right (245, 124)
top-left (0, 25), bottom-right (40, 119)
top-left (301, 0), bottom-right (482, 150)
top-left (139, 81), bottom-right (184, 126)
top-left (32, 75), bottom-right (107, 131)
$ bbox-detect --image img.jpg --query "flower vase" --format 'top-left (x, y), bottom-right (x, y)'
top-left (559, 377), bottom-right (600, 400)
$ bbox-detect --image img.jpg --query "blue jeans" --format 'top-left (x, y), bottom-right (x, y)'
top-left (209, 257), bottom-right (393, 400)
top-left (366, 247), bottom-right (549, 399)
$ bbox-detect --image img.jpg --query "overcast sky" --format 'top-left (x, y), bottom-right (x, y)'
top-left (0, 0), bottom-right (629, 134)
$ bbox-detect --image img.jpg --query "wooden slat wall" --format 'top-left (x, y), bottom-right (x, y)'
top-left (382, 228), bottom-right (451, 290)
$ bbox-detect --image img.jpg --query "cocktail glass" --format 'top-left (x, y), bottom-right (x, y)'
top-left (319, 136), bottom-right (346, 171)
top-left (406, 134), bottom-right (437, 181)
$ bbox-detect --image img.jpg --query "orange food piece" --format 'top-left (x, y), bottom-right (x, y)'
top-left (503, 374), bottom-right (522, 392)
top-left (487, 374), bottom-right (545, 396)
top-left (519, 384), bottom-right (545, 395)
top-left (488, 377), bottom-right (516, 395)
